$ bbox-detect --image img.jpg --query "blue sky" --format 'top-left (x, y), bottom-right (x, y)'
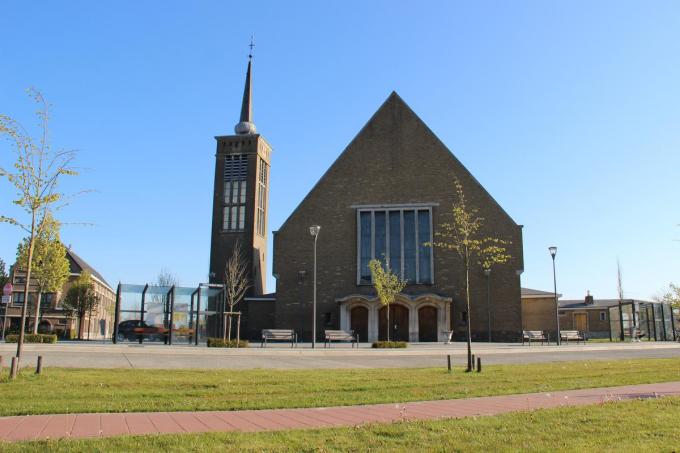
top-left (1, 1), bottom-right (678, 300)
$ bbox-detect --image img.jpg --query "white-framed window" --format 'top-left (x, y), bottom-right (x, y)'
top-left (223, 155), bottom-right (248, 231)
top-left (256, 159), bottom-right (268, 237)
top-left (356, 206), bottom-right (433, 285)
top-left (599, 311), bottom-right (607, 321)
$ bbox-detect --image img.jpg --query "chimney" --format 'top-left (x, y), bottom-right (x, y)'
top-left (585, 290), bottom-right (594, 305)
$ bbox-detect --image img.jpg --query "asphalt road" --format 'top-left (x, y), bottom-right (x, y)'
top-left (2, 342), bottom-right (679, 370)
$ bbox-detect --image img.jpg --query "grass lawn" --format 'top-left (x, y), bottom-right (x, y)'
top-left (4, 396), bottom-right (680, 452)
top-left (0, 358), bottom-right (679, 416)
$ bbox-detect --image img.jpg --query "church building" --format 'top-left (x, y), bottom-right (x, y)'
top-left (209, 56), bottom-right (525, 343)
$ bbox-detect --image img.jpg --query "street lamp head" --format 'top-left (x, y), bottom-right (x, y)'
top-left (309, 225), bottom-right (321, 237)
top-left (483, 268), bottom-right (491, 277)
top-left (548, 246), bottom-right (557, 258)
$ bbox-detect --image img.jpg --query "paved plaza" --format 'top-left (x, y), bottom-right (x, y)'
top-left (1, 381), bottom-right (678, 442)
top-left (0, 341), bottom-right (678, 370)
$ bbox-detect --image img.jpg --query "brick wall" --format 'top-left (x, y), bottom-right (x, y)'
top-left (272, 93), bottom-right (524, 342)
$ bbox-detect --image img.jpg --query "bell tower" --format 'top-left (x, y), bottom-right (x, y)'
top-left (209, 51), bottom-right (271, 295)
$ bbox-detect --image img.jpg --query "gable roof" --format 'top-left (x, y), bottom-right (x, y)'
top-left (66, 248), bottom-right (113, 290)
top-left (275, 91), bottom-right (520, 234)
top-left (521, 287), bottom-right (561, 298)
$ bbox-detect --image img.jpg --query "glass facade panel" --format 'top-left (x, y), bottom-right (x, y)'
top-left (389, 211), bottom-right (401, 271)
top-left (374, 211), bottom-right (386, 262)
top-left (663, 304), bottom-right (674, 341)
top-left (621, 304), bottom-right (634, 338)
top-left (359, 212), bottom-right (372, 283)
top-left (239, 206), bottom-right (246, 230)
top-left (357, 208), bottom-right (433, 284)
top-left (418, 210), bottom-right (431, 284)
top-left (638, 305), bottom-right (650, 340)
top-left (403, 210), bottom-right (416, 282)
top-left (609, 306), bottom-right (621, 340)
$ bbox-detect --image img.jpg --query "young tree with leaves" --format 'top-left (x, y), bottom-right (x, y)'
top-left (223, 240), bottom-right (251, 340)
top-left (655, 283), bottom-right (680, 308)
top-left (61, 271), bottom-right (99, 340)
top-left (0, 89), bottom-right (80, 363)
top-left (0, 258), bottom-right (9, 288)
top-left (16, 213), bottom-right (70, 333)
top-left (428, 178), bottom-right (511, 371)
top-left (369, 258), bottom-right (407, 342)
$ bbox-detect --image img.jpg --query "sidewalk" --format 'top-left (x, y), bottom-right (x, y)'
top-left (1, 381), bottom-right (679, 443)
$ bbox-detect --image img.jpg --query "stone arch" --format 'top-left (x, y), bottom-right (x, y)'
top-left (37, 319), bottom-right (53, 333)
top-left (349, 305), bottom-right (369, 342)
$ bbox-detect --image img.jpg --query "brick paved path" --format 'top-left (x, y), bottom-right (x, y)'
top-left (1, 381), bottom-right (678, 442)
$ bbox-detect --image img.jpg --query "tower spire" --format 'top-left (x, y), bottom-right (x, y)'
top-left (235, 37), bottom-right (257, 135)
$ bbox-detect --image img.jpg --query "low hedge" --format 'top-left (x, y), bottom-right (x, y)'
top-left (4, 334), bottom-right (58, 344)
top-left (372, 341), bottom-right (408, 348)
top-left (207, 338), bottom-right (249, 348)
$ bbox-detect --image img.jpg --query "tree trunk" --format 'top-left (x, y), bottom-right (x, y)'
top-left (16, 212), bottom-right (36, 361)
top-left (32, 291), bottom-right (42, 334)
top-left (387, 303), bottom-right (391, 342)
top-left (227, 312), bottom-right (232, 341)
top-left (78, 312), bottom-right (84, 340)
top-left (465, 246), bottom-right (473, 372)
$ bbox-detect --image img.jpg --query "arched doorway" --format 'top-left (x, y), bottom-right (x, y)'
top-left (418, 306), bottom-right (438, 342)
top-left (350, 306), bottom-right (368, 342)
top-left (37, 320), bottom-right (52, 333)
top-left (379, 304), bottom-right (409, 341)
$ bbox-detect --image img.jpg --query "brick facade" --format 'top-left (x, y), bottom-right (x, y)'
top-left (270, 93), bottom-right (524, 342)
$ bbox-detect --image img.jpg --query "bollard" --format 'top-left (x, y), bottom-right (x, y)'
top-left (0, 355), bottom-right (3, 371)
top-left (476, 356), bottom-right (482, 373)
top-left (36, 355), bottom-right (43, 375)
top-left (10, 356), bottom-right (18, 379)
top-left (447, 354), bottom-right (452, 373)
top-left (471, 354), bottom-right (475, 368)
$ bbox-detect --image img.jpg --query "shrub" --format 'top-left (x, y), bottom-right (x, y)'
top-left (372, 341), bottom-right (408, 348)
top-left (207, 338), bottom-right (249, 348)
top-left (41, 334), bottom-right (58, 343)
top-left (4, 334), bottom-right (57, 343)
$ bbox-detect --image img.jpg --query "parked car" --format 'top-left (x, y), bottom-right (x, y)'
top-left (116, 320), bottom-right (167, 342)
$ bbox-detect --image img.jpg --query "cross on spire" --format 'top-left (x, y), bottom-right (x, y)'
top-left (234, 37), bottom-right (257, 135)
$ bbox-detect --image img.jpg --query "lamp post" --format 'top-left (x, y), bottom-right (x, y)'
top-left (549, 246), bottom-right (560, 345)
top-left (309, 225), bottom-right (321, 348)
top-left (484, 268), bottom-right (491, 342)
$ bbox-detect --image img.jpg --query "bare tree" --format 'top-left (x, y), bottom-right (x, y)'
top-left (156, 268), bottom-right (179, 287)
top-left (224, 240), bottom-right (251, 340)
top-left (616, 259), bottom-right (626, 341)
top-left (0, 89), bottom-right (82, 368)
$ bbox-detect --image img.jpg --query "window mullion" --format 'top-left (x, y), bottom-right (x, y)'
top-left (371, 211), bottom-right (375, 261)
top-left (415, 209), bottom-right (420, 284)
top-left (400, 210), bottom-right (404, 280)
top-left (385, 209), bottom-right (390, 269)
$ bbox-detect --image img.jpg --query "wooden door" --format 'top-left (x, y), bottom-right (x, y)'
top-left (574, 313), bottom-right (588, 332)
top-left (418, 306), bottom-right (438, 342)
top-left (379, 305), bottom-right (409, 341)
top-left (350, 306), bottom-right (368, 343)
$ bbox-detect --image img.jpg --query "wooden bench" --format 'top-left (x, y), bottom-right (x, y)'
top-left (560, 330), bottom-right (585, 344)
top-left (522, 330), bottom-right (549, 345)
top-left (324, 330), bottom-right (358, 348)
top-left (261, 329), bottom-right (297, 348)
